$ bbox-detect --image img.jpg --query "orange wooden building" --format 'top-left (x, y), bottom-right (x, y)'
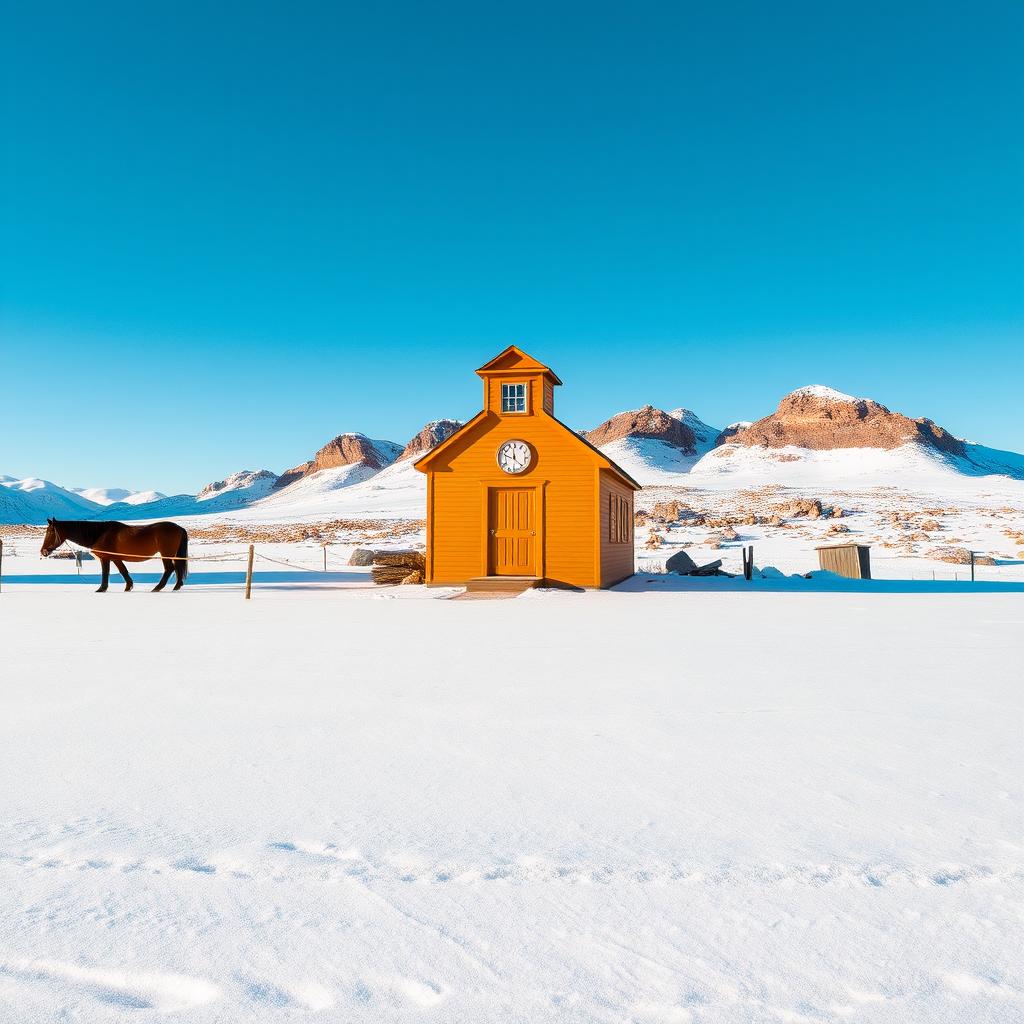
top-left (414, 346), bottom-right (640, 589)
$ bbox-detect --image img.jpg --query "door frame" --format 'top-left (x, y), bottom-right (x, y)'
top-left (479, 481), bottom-right (547, 578)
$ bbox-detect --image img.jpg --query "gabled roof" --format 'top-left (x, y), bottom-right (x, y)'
top-left (558, 417), bottom-right (642, 490)
top-left (475, 345), bottom-right (563, 385)
top-left (413, 408), bottom-right (641, 491)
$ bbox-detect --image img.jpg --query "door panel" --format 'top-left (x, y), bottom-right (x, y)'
top-left (489, 488), bottom-right (535, 575)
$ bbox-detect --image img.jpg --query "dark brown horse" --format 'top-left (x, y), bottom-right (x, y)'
top-left (40, 519), bottom-right (189, 593)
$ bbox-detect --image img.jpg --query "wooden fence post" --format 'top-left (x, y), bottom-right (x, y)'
top-left (323, 545), bottom-right (327, 572)
top-left (245, 544), bottom-right (254, 600)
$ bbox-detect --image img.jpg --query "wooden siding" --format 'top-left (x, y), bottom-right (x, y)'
top-left (543, 379), bottom-right (554, 415)
top-left (599, 471), bottom-right (635, 587)
top-left (484, 375), bottom-right (544, 417)
top-left (427, 408), bottom-right (599, 587)
top-left (816, 544), bottom-right (871, 579)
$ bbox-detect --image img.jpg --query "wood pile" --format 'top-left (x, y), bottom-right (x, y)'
top-left (370, 549), bottom-right (426, 585)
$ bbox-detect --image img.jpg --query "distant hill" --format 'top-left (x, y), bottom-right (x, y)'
top-left (0, 477), bottom-right (101, 520)
top-left (722, 386), bottom-right (965, 454)
top-left (274, 433), bottom-right (403, 489)
top-left (396, 420), bottom-right (462, 462)
top-left (4, 389), bottom-right (1023, 524)
top-left (71, 486), bottom-right (166, 506)
top-left (584, 406), bottom-right (721, 486)
top-left (691, 386), bottom-right (1024, 489)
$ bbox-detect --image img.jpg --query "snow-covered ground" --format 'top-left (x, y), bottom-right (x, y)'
top-left (0, 575), bottom-right (1021, 1022)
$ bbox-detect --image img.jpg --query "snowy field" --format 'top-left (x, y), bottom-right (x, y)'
top-left (1, 575), bottom-right (1022, 1022)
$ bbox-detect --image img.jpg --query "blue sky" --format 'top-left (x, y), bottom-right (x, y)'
top-left (2, 1), bottom-right (1021, 493)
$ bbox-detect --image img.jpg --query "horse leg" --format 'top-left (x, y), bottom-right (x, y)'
top-left (153, 559), bottom-right (174, 592)
top-left (113, 558), bottom-right (134, 592)
top-left (172, 557), bottom-right (186, 591)
top-left (96, 557), bottom-right (110, 593)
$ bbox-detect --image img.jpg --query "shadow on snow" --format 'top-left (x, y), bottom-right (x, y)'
top-left (2, 570), bottom-right (373, 588)
top-left (614, 574), bottom-right (1024, 595)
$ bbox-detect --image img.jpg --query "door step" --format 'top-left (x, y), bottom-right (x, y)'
top-left (463, 576), bottom-right (542, 596)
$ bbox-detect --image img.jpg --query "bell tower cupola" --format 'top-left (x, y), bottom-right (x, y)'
top-left (475, 345), bottom-right (562, 418)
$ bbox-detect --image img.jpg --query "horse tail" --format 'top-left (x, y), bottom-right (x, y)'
top-left (176, 530), bottom-right (189, 582)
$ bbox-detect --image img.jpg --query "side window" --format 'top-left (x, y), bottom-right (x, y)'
top-left (609, 494), bottom-right (631, 543)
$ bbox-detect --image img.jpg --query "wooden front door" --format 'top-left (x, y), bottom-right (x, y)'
top-left (489, 488), bottom-right (535, 575)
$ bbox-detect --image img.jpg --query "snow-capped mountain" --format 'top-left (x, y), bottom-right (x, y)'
top-left (692, 385), bottom-right (1024, 489)
top-left (396, 420), bottom-right (462, 462)
top-left (4, 388), bottom-right (1023, 524)
top-left (0, 477), bottom-right (102, 519)
top-left (669, 408), bottom-right (721, 456)
top-left (70, 486), bottom-right (166, 506)
top-left (723, 385), bottom-right (965, 454)
top-left (584, 406), bottom-right (722, 486)
top-left (274, 433), bottom-right (403, 489)
top-left (581, 388), bottom-right (1024, 489)
top-left (197, 469), bottom-right (279, 503)
top-left (585, 406), bottom-right (699, 451)
top-left (0, 423), bottom-right (452, 525)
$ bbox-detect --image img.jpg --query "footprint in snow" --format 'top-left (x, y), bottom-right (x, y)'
top-left (394, 978), bottom-right (445, 1007)
top-left (173, 856), bottom-right (216, 874)
top-left (244, 976), bottom-right (335, 1010)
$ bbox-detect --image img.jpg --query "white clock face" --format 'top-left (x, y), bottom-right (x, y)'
top-left (497, 440), bottom-right (532, 474)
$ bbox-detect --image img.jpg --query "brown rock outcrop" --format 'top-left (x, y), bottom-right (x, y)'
top-left (397, 420), bottom-right (462, 462)
top-left (274, 433), bottom-right (402, 489)
top-left (723, 387), bottom-right (966, 455)
top-left (197, 469), bottom-right (277, 499)
top-left (781, 498), bottom-right (823, 519)
top-left (585, 406), bottom-right (697, 452)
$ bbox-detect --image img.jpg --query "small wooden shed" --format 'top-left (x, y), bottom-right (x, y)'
top-left (816, 543), bottom-right (871, 579)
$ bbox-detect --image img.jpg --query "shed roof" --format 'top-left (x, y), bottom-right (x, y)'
top-left (475, 345), bottom-right (563, 385)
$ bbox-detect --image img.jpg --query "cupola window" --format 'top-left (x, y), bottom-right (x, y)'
top-left (501, 383), bottom-right (527, 413)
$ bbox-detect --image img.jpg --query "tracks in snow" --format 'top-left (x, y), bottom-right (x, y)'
top-left (0, 840), bottom-right (1019, 891)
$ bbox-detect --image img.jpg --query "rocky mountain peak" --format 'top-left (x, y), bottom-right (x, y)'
top-left (585, 406), bottom-right (697, 453)
top-left (724, 386), bottom-right (966, 455)
top-left (668, 408), bottom-right (721, 455)
top-left (274, 433), bottom-right (403, 489)
top-left (198, 469), bottom-right (278, 500)
top-left (397, 419), bottom-right (463, 462)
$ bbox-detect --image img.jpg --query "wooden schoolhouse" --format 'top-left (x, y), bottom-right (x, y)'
top-left (414, 346), bottom-right (640, 590)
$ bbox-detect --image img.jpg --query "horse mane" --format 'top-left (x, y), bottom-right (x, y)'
top-left (56, 520), bottom-right (125, 548)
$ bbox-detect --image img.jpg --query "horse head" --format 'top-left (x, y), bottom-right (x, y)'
top-left (40, 518), bottom-right (61, 557)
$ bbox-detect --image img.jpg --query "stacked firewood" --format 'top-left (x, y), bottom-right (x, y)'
top-left (370, 550), bottom-right (427, 585)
